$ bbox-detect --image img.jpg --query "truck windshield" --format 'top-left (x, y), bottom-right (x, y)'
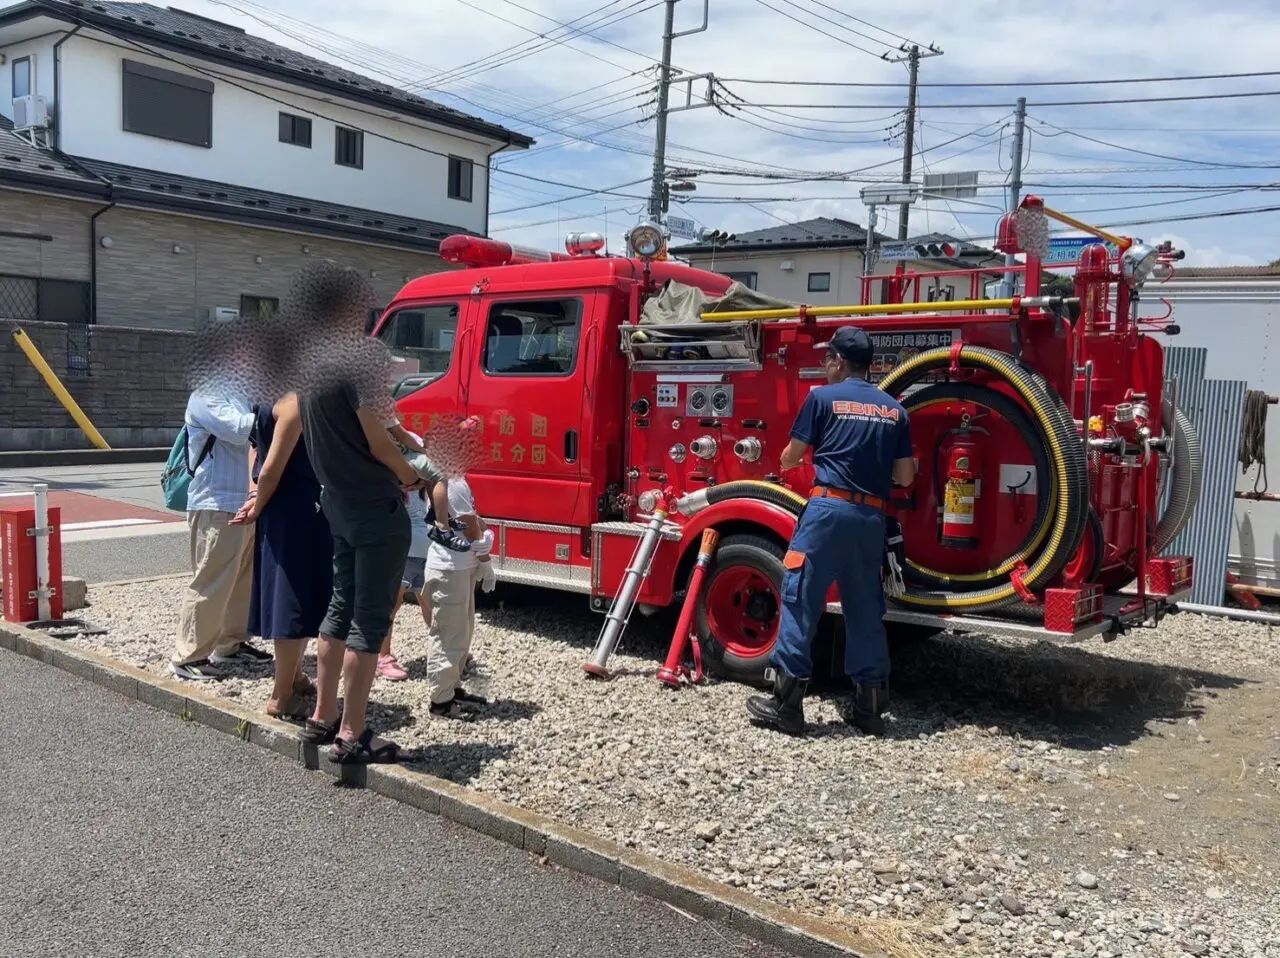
top-left (376, 301), bottom-right (460, 376)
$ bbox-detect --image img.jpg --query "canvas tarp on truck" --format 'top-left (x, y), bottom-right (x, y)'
top-left (639, 280), bottom-right (794, 325)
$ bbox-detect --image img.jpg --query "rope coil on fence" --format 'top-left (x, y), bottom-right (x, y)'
top-left (1239, 389), bottom-right (1269, 494)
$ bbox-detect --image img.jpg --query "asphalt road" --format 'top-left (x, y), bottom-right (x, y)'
top-left (0, 462), bottom-right (189, 583)
top-left (0, 649), bottom-right (783, 958)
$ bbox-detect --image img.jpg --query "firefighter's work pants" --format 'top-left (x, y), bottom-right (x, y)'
top-left (423, 565), bottom-right (479, 705)
top-left (771, 495), bottom-right (890, 685)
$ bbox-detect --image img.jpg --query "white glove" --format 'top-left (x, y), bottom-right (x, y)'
top-left (884, 552), bottom-right (906, 598)
top-left (474, 529), bottom-right (495, 559)
top-left (481, 562), bottom-right (496, 593)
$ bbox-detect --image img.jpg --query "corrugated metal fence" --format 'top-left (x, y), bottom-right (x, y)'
top-left (1163, 345), bottom-right (1248, 606)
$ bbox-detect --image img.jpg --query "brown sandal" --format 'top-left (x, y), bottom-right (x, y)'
top-left (266, 693), bottom-right (311, 723)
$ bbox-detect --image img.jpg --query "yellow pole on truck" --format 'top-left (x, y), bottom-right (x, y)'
top-left (11, 328), bottom-right (111, 450)
top-left (699, 295), bottom-right (1069, 323)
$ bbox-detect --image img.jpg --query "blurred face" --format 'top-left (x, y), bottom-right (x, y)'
top-left (824, 349), bottom-right (847, 384)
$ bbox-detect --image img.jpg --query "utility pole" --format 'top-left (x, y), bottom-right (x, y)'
top-left (646, 0), bottom-right (710, 225)
top-left (1003, 96), bottom-right (1028, 292)
top-left (898, 46), bottom-right (920, 241)
top-left (1008, 96), bottom-right (1028, 217)
top-left (884, 41), bottom-right (942, 241)
top-left (647, 0), bottom-right (677, 224)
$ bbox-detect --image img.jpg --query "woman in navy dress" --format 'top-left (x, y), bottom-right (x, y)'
top-left (231, 393), bottom-right (333, 720)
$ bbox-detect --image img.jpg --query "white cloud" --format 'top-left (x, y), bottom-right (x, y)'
top-left (176, 0), bottom-right (1280, 264)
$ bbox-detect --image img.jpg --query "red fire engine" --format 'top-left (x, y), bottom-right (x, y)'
top-left (378, 197), bottom-right (1199, 684)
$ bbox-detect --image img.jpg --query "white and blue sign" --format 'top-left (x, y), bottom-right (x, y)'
top-left (1045, 236), bottom-right (1119, 266)
top-left (666, 216), bottom-right (697, 241)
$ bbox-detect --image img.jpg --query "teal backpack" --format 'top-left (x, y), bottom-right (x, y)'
top-left (161, 427), bottom-right (215, 512)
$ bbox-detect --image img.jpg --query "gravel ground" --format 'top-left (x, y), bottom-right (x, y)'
top-left (63, 579), bottom-right (1280, 958)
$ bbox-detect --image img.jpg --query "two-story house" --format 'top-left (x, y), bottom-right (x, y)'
top-left (0, 0), bottom-right (533, 330)
top-left (674, 217), bottom-right (1002, 305)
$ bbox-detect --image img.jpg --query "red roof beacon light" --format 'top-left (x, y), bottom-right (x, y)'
top-left (438, 235), bottom-right (568, 268)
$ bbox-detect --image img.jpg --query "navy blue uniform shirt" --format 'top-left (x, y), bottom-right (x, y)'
top-left (790, 378), bottom-right (913, 500)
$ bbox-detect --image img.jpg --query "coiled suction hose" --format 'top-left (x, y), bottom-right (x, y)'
top-left (1155, 399), bottom-right (1202, 554)
top-left (675, 347), bottom-right (1091, 616)
top-left (878, 346), bottom-right (1090, 613)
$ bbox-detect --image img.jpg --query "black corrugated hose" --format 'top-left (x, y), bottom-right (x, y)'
top-left (1240, 390), bottom-right (1269, 494)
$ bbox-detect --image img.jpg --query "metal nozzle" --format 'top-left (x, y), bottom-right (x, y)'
top-left (733, 437), bottom-right (762, 462)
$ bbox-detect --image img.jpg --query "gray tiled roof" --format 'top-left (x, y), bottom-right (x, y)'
top-left (0, 116), bottom-right (474, 251)
top-left (675, 216), bottom-right (875, 254)
top-left (2, 0), bottom-right (533, 147)
top-left (0, 118), bottom-right (100, 189)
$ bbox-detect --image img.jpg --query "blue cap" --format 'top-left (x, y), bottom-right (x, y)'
top-left (817, 325), bottom-right (873, 367)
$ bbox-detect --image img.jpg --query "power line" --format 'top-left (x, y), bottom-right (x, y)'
top-left (716, 88), bottom-right (1280, 109)
top-left (746, 0), bottom-right (893, 59)
top-left (1029, 115), bottom-right (1280, 170)
top-left (789, 0), bottom-right (921, 47)
top-left (435, 0), bottom-right (658, 85)
top-left (492, 178), bottom-right (650, 215)
top-left (770, 0), bottom-right (917, 55)
top-left (716, 68), bottom-right (1280, 88)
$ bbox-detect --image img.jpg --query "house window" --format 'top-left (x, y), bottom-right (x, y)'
top-left (335, 126), bottom-right (363, 168)
top-left (278, 112), bottom-right (312, 148)
top-left (722, 271), bottom-right (758, 290)
top-left (807, 272), bottom-right (831, 293)
top-left (239, 295), bottom-right (279, 320)
top-left (121, 59), bottom-right (213, 148)
top-left (12, 57), bottom-right (31, 99)
top-left (483, 299), bottom-right (583, 376)
top-left (447, 156), bottom-right (473, 202)
top-left (0, 275), bottom-right (90, 324)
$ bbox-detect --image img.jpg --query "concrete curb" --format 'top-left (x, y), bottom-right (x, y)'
top-left (0, 620), bottom-right (878, 958)
top-left (0, 447), bottom-right (169, 468)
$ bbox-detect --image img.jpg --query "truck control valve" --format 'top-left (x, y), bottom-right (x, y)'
top-left (690, 436), bottom-right (718, 460)
top-left (733, 437), bottom-right (762, 462)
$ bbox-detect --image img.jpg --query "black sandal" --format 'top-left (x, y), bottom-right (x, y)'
top-left (328, 728), bottom-right (402, 765)
top-left (301, 716), bottom-right (341, 745)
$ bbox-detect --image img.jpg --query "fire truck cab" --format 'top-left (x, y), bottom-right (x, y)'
top-left (376, 208), bottom-right (1198, 685)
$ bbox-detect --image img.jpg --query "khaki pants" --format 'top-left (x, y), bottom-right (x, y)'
top-left (173, 510), bottom-right (254, 666)
top-left (423, 565), bottom-right (479, 705)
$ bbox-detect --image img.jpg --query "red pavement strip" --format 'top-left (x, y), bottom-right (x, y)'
top-left (0, 490), bottom-right (174, 530)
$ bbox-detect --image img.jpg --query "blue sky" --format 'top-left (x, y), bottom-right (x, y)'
top-left (179, 0), bottom-right (1280, 266)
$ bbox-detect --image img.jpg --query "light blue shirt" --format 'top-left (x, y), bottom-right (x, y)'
top-left (185, 393), bottom-right (254, 513)
top-left (406, 489), bottom-right (430, 559)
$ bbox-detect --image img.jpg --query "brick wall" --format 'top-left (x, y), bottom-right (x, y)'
top-left (0, 319), bottom-right (192, 450)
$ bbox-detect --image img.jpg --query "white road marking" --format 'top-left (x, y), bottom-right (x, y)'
top-left (62, 518), bottom-right (162, 531)
top-left (63, 522), bottom-right (187, 544)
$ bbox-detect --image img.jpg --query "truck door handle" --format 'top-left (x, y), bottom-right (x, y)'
top-left (564, 429), bottom-right (578, 463)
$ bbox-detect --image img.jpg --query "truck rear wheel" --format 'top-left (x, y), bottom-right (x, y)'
top-left (695, 534), bottom-right (784, 685)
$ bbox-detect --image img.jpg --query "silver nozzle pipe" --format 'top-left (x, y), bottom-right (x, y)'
top-left (733, 437), bottom-right (762, 462)
top-left (690, 436), bottom-right (718, 460)
top-left (674, 489), bottom-right (711, 517)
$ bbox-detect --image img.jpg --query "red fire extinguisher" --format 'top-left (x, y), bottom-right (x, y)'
top-left (941, 435), bottom-right (980, 550)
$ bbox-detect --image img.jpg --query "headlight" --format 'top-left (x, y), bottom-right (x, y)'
top-left (628, 223), bottom-right (666, 259)
top-left (1121, 243), bottom-right (1159, 290)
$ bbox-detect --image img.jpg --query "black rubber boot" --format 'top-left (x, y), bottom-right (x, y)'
top-left (838, 683), bottom-right (889, 736)
top-left (746, 671), bottom-right (808, 736)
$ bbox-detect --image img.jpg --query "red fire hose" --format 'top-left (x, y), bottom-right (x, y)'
top-left (657, 528), bottom-right (719, 688)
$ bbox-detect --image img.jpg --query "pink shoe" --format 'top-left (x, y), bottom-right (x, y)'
top-left (377, 655), bottom-right (408, 681)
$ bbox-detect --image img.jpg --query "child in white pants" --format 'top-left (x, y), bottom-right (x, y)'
top-left (425, 476), bottom-right (495, 716)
